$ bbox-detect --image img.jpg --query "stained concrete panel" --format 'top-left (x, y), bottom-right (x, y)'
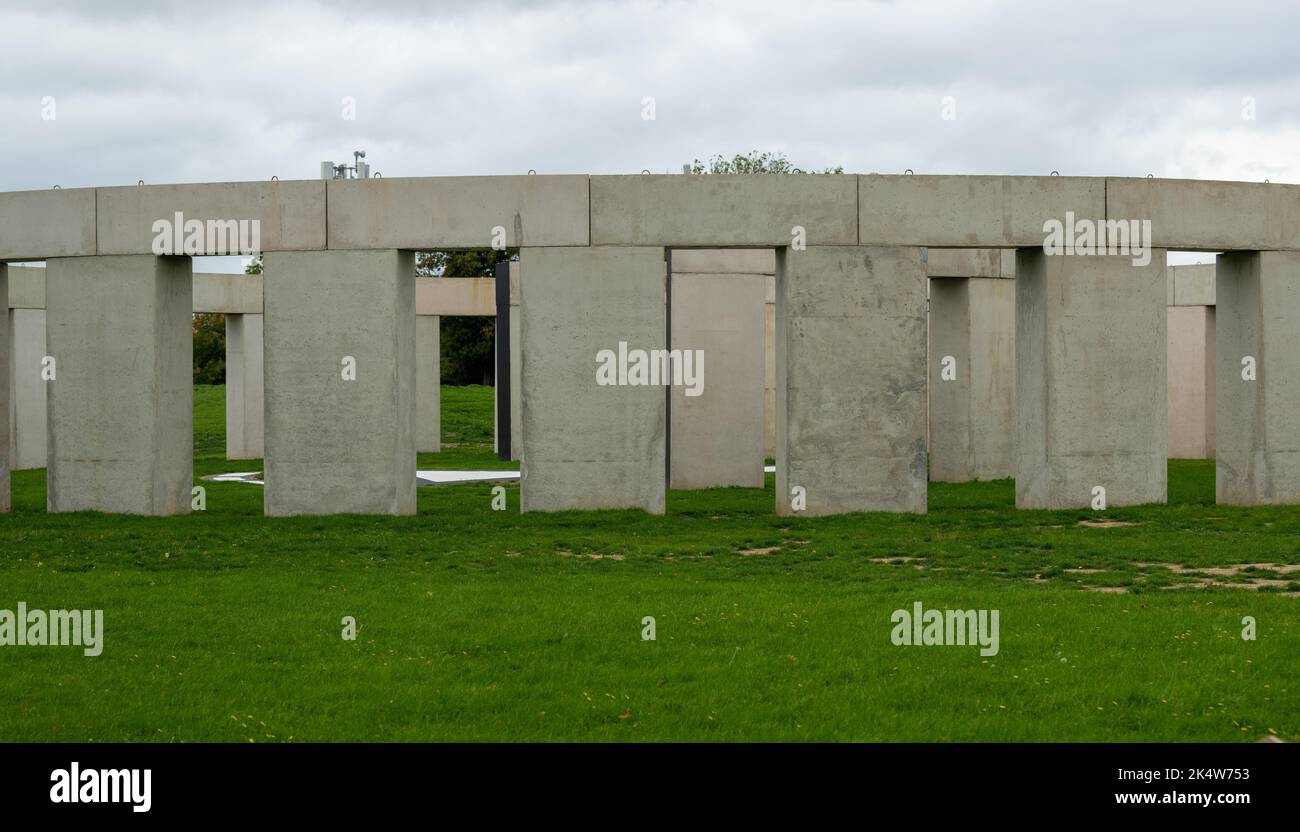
top-left (225, 313), bottom-right (264, 460)
top-left (859, 175), bottom-right (1106, 248)
top-left (9, 308), bottom-right (48, 470)
top-left (328, 176), bottom-right (589, 250)
top-left (1167, 305), bottom-right (1214, 459)
top-left (1016, 249), bottom-right (1167, 509)
top-left (669, 273), bottom-right (766, 489)
top-left (417, 315), bottom-right (440, 453)
top-left (776, 246), bottom-right (928, 516)
top-left (1215, 251), bottom-right (1300, 504)
top-left (97, 181), bottom-right (326, 255)
top-left (0, 267), bottom-right (8, 511)
top-left (1107, 178), bottom-right (1300, 251)
top-left (519, 246), bottom-right (665, 513)
top-left (591, 175), bottom-right (857, 247)
top-left (416, 277), bottom-right (495, 316)
top-left (925, 248), bottom-right (1003, 278)
top-left (263, 250), bottom-right (415, 516)
top-left (929, 277), bottom-right (1016, 481)
top-left (45, 255), bottom-right (193, 515)
top-left (0, 188), bottom-right (97, 262)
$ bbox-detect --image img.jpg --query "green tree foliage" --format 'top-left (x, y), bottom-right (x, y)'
top-left (192, 313), bottom-right (226, 384)
top-left (686, 149), bottom-right (844, 175)
top-left (418, 249), bottom-right (516, 386)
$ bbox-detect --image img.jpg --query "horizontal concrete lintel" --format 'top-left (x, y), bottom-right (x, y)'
top-left (1106, 177), bottom-right (1300, 251)
top-left (1170, 263), bottom-right (1216, 306)
top-left (327, 175), bottom-right (590, 249)
top-left (415, 276), bottom-right (495, 316)
top-left (192, 273), bottom-right (263, 314)
top-left (4, 265), bottom-right (47, 308)
top-left (592, 174), bottom-right (858, 247)
top-left (0, 187), bottom-right (97, 261)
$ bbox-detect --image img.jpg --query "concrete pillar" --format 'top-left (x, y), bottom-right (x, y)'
top-left (46, 255), bottom-right (193, 515)
top-left (519, 246), bottom-right (665, 513)
top-left (0, 265), bottom-right (8, 512)
top-left (263, 250), bottom-right (415, 516)
top-left (416, 315), bottom-right (440, 453)
top-left (928, 277), bottom-right (1016, 481)
top-left (775, 246), bottom-right (927, 516)
top-left (764, 281), bottom-right (776, 459)
top-left (1215, 251), bottom-right (1300, 504)
top-left (9, 309), bottom-right (48, 470)
top-left (1166, 305), bottom-right (1215, 459)
top-left (1016, 249), bottom-right (1167, 509)
top-left (669, 272), bottom-right (766, 488)
top-left (224, 313), bottom-right (264, 459)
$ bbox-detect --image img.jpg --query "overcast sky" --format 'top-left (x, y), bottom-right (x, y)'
top-left (3, 0), bottom-right (1296, 266)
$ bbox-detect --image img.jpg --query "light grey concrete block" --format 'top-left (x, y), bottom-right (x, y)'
top-left (929, 277), bottom-right (1015, 481)
top-left (0, 188), bottom-right (97, 262)
top-left (591, 175), bottom-right (857, 247)
top-left (519, 246), bottom-right (666, 512)
top-left (1171, 263), bottom-right (1216, 306)
top-left (670, 273), bottom-right (766, 489)
top-left (1107, 178), bottom-right (1300, 251)
top-left (1215, 251), bottom-right (1300, 504)
top-left (225, 313), bottom-right (264, 460)
top-left (263, 250), bottom-right (415, 516)
top-left (5, 265), bottom-right (46, 308)
top-left (46, 255), bottom-right (193, 515)
top-left (672, 249), bottom-right (776, 274)
top-left (9, 308), bottom-right (47, 470)
top-left (926, 248), bottom-right (1003, 278)
top-left (328, 176), bottom-right (589, 249)
top-left (97, 180), bottom-right (325, 255)
top-left (1016, 249), bottom-right (1168, 509)
top-left (1167, 305), bottom-right (1214, 459)
top-left (0, 266), bottom-right (8, 511)
top-left (415, 277), bottom-right (495, 316)
top-left (417, 315), bottom-right (440, 453)
top-left (860, 175), bottom-right (1106, 248)
top-left (776, 245), bottom-right (928, 515)
top-left (194, 273), bottom-right (263, 314)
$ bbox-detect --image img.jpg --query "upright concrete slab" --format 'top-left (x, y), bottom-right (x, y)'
top-left (225, 313), bottom-right (265, 460)
top-left (776, 246), bottom-right (927, 516)
top-left (929, 277), bottom-right (1015, 481)
top-left (9, 308), bottom-right (48, 470)
top-left (1215, 251), bottom-right (1300, 504)
top-left (1016, 249), bottom-right (1167, 509)
top-left (263, 250), bottom-right (415, 516)
top-left (0, 266), bottom-right (8, 511)
top-left (417, 315), bottom-right (441, 453)
top-left (519, 246), bottom-right (666, 513)
top-left (1167, 305), bottom-right (1215, 459)
top-left (45, 255), bottom-right (193, 515)
top-left (669, 272), bottom-right (766, 488)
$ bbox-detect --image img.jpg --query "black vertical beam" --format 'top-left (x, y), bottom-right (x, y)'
top-left (495, 260), bottom-right (511, 461)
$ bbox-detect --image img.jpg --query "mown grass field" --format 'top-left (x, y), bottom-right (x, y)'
top-left (0, 384), bottom-right (1296, 741)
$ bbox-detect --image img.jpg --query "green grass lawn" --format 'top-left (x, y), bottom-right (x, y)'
top-left (0, 385), bottom-right (1296, 742)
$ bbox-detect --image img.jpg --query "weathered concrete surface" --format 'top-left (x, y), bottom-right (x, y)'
top-left (592, 175), bottom-right (857, 247)
top-left (46, 255), bottom-right (193, 515)
top-left (416, 277), bottom-right (495, 316)
top-left (1167, 305), bottom-right (1215, 459)
top-left (776, 246), bottom-right (927, 516)
top-left (1170, 263), bottom-right (1216, 306)
top-left (263, 250), bottom-right (415, 516)
top-left (1107, 178), bottom-right (1300, 251)
top-left (1215, 251), bottom-right (1300, 504)
top-left (225, 313), bottom-right (265, 460)
top-left (672, 248), bottom-right (776, 274)
top-left (860, 176), bottom-right (1106, 248)
top-left (670, 272), bottom-right (766, 488)
top-left (0, 266), bottom-right (8, 511)
top-left (417, 315), bottom-right (440, 453)
top-left (928, 277), bottom-right (1016, 481)
top-left (925, 248), bottom-right (1005, 278)
top-left (97, 180), bottom-right (326, 255)
top-left (8, 308), bottom-right (48, 470)
top-left (519, 246), bottom-right (665, 512)
top-left (328, 176), bottom-right (589, 250)
top-left (0, 188), bottom-right (97, 262)
top-left (509, 261), bottom-right (522, 461)
top-left (4, 265), bottom-right (46, 308)
top-left (194, 272), bottom-right (263, 314)
top-left (1016, 249), bottom-right (1167, 509)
